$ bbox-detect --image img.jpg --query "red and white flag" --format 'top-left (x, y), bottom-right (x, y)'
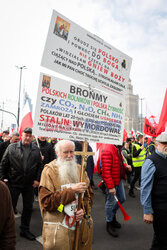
top-left (157, 89), bottom-right (167, 135)
top-left (136, 131), bottom-right (142, 136)
top-left (144, 115), bottom-right (158, 137)
top-left (131, 128), bottom-right (135, 137)
top-left (19, 101), bottom-right (33, 136)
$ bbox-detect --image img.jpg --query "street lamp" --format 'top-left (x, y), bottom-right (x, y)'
top-left (0, 108), bottom-right (18, 127)
top-left (16, 65), bottom-right (27, 127)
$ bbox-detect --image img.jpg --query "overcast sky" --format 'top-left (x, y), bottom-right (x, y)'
top-left (0, 0), bottom-right (167, 129)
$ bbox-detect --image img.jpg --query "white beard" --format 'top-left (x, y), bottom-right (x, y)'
top-left (56, 157), bottom-right (79, 185)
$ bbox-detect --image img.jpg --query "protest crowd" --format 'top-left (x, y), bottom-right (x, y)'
top-left (0, 125), bottom-right (167, 250)
top-left (1, 9), bottom-right (167, 249)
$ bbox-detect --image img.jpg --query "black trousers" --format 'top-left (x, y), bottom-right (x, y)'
top-left (130, 167), bottom-right (141, 191)
top-left (150, 209), bottom-right (167, 250)
top-left (9, 185), bottom-right (34, 231)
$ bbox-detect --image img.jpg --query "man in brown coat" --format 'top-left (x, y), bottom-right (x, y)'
top-left (39, 140), bottom-right (94, 250)
top-left (0, 181), bottom-right (16, 250)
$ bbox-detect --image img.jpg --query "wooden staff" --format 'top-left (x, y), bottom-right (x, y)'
top-left (35, 137), bottom-right (43, 159)
top-left (74, 141), bottom-right (94, 250)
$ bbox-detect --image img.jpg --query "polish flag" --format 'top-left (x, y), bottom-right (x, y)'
top-left (157, 89), bottom-right (167, 135)
top-left (19, 101), bottom-right (33, 135)
top-left (136, 131), bottom-right (142, 136)
top-left (131, 128), bottom-right (135, 137)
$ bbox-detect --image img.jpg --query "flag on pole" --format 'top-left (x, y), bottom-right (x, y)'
top-left (136, 131), bottom-right (142, 137)
top-left (144, 115), bottom-right (158, 137)
top-left (123, 129), bottom-right (128, 142)
top-left (157, 89), bottom-right (167, 135)
top-left (19, 100), bottom-right (33, 136)
top-left (131, 128), bottom-right (135, 137)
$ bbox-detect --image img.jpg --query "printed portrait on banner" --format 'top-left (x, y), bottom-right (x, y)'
top-left (53, 16), bottom-right (71, 41)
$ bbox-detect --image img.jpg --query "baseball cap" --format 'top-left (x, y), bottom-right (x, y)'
top-left (23, 127), bottom-right (32, 133)
top-left (156, 133), bottom-right (167, 143)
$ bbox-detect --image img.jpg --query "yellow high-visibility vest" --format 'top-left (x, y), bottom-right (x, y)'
top-left (147, 142), bottom-right (155, 156)
top-left (132, 143), bottom-right (146, 167)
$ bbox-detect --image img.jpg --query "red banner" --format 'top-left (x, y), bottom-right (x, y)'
top-left (144, 116), bottom-right (158, 137)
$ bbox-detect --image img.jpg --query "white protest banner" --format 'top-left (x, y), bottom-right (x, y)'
top-left (33, 73), bottom-right (126, 145)
top-left (41, 10), bottom-right (132, 98)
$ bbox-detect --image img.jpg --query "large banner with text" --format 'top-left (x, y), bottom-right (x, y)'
top-left (33, 73), bottom-right (126, 144)
top-left (41, 10), bottom-right (132, 98)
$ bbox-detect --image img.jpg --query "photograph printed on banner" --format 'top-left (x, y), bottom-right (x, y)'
top-left (53, 16), bottom-right (71, 41)
top-left (42, 75), bottom-right (51, 88)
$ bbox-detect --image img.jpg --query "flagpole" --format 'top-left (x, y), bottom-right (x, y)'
top-left (16, 65), bottom-right (27, 128)
top-left (74, 141), bottom-right (87, 250)
top-left (157, 88), bottom-right (167, 135)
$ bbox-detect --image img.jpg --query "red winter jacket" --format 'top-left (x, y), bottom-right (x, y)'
top-left (101, 144), bottom-right (125, 189)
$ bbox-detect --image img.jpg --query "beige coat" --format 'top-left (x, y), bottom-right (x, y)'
top-left (39, 160), bottom-right (93, 250)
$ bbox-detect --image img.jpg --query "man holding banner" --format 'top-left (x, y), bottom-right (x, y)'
top-left (39, 139), bottom-right (94, 250)
top-left (35, 8), bottom-right (132, 248)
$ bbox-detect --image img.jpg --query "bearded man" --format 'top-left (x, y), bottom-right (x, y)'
top-left (141, 133), bottom-right (167, 250)
top-left (39, 140), bottom-right (94, 250)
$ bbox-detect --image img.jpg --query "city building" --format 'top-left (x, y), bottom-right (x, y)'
top-left (124, 79), bottom-right (140, 134)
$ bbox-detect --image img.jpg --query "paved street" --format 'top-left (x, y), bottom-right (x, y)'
top-left (15, 174), bottom-right (153, 250)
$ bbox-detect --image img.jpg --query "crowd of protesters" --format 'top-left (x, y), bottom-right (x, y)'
top-left (0, 127), bottom-right (167, 250)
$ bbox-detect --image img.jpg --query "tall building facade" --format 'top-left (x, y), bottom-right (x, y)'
top-left (124, 79), bottom-right (139, 133)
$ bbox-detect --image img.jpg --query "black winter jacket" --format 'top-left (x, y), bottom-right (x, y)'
top-left (34, 139), bottom-right (55, 166)
top-left (0, 141), bottom-right (42, 188)
top-left (0, 139), bottom-right (10, 162)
